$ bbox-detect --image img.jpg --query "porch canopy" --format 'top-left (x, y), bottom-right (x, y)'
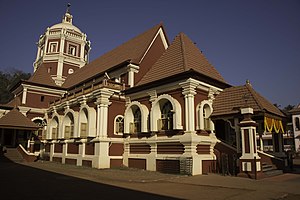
top-left (0, 108), bottom-right (39, 130)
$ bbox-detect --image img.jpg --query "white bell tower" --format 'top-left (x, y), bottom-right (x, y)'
top-left (33, 3), bottom-right (91, 86)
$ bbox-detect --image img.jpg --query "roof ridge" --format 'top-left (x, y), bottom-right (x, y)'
top-left (28, 65), bottom-right (57, 87)
top-left (245, 83), bottom-right (284, 117)
top-left (179, 33), bottom-right (188, 71)
top-left (245, 83), bottom-right (265, 111)
top-left (63, 23), bottom-right (163, 88)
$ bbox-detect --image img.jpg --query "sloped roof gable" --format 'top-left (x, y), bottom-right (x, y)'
top-left (0, 108), bottom-right (39, 130)
top-left (27, 65), bottom-right (57, 87)
top-left (212, 83), bottom-right (285, 117)
top-left (137, 32), bottom-right (226, 86)
top-left (63, 24), bottom-right (165, 88)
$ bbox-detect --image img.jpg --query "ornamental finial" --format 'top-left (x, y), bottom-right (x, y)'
top-left (66, 3), bottom-right (71, 13)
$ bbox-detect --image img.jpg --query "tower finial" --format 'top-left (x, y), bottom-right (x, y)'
top-left (245, 79), bottom-right (252, 87)
top-left (63, 3), bottom-right (73, 24)
top-left (66, 3), bottom-right (71, 14)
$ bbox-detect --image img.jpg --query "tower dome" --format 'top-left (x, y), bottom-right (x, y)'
top-left (33, 4), bottom-right (91, 86)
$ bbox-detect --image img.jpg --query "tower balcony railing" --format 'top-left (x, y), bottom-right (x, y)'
top-left (50, 79), bottom-right (125, 106)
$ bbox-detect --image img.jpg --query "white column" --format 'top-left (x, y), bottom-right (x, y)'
top-left (80, 41), bottom-right (85, 63)
top-left (179, 78), bottom-right (199, 132)
top-left (239, 107), bottom-right (261, 175)
top-left (94, 89), bottom-right (114, 138)
top-left (126, 63), bottom-right (139, 87)
top-left (234, 118), bottom-right (241, 153)
top-left (60, 35), bottom-right (65, 54)
top-left (50, 143), bottom-right (54, 161)
top-left (22, 88), bottom-right (28, 104)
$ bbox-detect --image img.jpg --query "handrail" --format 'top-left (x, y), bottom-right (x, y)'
top-left (257, 150), bottom-right (283, 161)
top-left (18, 144), bottom-right (37, 156)
top-left (216, 138), bottom-right (237, 151)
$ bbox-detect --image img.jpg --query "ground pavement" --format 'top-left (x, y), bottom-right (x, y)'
top-left (1, 157), bottom-right (300, 200)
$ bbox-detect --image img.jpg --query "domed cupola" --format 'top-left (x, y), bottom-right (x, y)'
top-left (33, 3), bottom-right (91, 86)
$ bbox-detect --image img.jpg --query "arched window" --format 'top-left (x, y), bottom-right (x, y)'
top-left (203, 104), bottom-right (212, 130)
top-left (63, 112), bottom-right (75, 139)
top-left (33, 118), bottom-right (47, 139)
top-left (114, 116), bottom-right (124, 135)
top-left (296, 117), bottom-right (300, 131)
top-left (150, 94), bottom-right (182, 132)
top-left (50, 116), bottom-right (59, 139)
top-left (124, 101), bottom-right (149, 134)
top-left (79, 108), bottom-right (88, 138)
top-left (159, 101), bottom-right (173, 130)
top-left (197, 101), bottom-right (213, 131)
top-left (131, 107), bottom-right (141, 133)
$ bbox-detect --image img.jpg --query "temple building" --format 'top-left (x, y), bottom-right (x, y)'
top-left (290, 104), bottom-right (300, 153)
top-left (0, 6), bottom-right (288, 177)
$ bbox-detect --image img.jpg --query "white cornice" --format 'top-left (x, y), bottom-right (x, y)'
top-left (18, 106), bottom-right (47, 114)
top-left (22, 84), bottom-right (65, 95)
top-left (127, 78), bottom-right (223, 100)
top-left (27, 90), bottom-right (61, 98)
top-left (140, 27), bottom-right (168, 63)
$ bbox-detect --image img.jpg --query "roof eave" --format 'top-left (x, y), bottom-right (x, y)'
top-left (66, 59), bottom-right (131, 90)
top-left (126, 70), bottom-right (230, 95)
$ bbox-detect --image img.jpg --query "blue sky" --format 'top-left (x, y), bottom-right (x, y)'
top-left (0, 0), bottom-right (299, 107)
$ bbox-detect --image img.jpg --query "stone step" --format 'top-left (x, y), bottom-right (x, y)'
top-left (4, 148), bottom-right (24, 163)
top-left (262, 164), bottom-right (274, 172)
top-left (264, 169), bottom-right (283, 177)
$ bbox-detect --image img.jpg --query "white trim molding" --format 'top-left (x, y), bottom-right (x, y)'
top-left (124, 101), bottom-right (149, 134)
top-left (150, 94), bottom-right (183, 131)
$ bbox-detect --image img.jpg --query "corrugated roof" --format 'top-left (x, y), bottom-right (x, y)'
top-left (0, 108), bottom-right (39, 130)
top-left (137, 32), bottom-right (226, 86)
top-left (62, 24), bottom-right (164, 88)
top-left (212, 82), bottom-right (285, 117)
top-left (27, 65), bottom-right (57, 87)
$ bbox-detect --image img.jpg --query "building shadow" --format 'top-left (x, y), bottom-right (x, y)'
top-left (0, 155), bottom-right (179, 200)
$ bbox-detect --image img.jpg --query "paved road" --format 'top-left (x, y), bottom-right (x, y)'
top-left (1, 157), bottom-right (300, 200)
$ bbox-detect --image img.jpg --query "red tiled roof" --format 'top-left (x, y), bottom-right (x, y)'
top-left (0, 108), bottom-right (39, 130)
top-left (212, 83), bottom-right (285, 117)
top-left (5, 97), bottom-right (21, 107)
top-left (289, 104), bottom-right (300, 114)
top-left (27, 65), bottom-right (57, 87)
top-left (137, 32), bottom-right (226, 86)
top-left (63, 24), bottom-right (164, 88)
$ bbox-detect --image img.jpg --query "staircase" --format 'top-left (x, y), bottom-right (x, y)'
top-left (3, 147), bottom-right (25, 163)
top-left (262, 162), bottom-right (283, 177)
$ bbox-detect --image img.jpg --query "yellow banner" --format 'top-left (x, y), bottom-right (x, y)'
top-left (264, 116), bottom-right (284, 133)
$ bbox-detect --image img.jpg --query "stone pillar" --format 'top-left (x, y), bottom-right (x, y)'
top-left (179, 78), bottom-right (199, 132)
top-left (49, 142), bottom-right (54, 161)
top-left (22, 88), bottom-right (27, 105)
top-left (94, 89), bottom-right (113, 138)
top-left (77, 143), bottom-right (84, 166)
top-left (0, 129), bottom-right (4, 146)
top-left (62, 142), bottom-right (67, 164)
top-left (93, 89), bottom-right (113, 169)
top-left (126, 63), bottom-right (139, 87)
top-left (147, 142), bottom-right (157, 171)
top-left (238, 107), bottom-right (262, 179)
top-left (234, 118), bottom-right (241, 153)
top-left (60, 35), bottom-right (65, 54)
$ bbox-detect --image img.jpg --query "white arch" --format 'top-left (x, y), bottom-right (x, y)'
top-left (48, 113), bottom-right (61, 139)
top-left (114, 115), bottom-right (124, 135)
top-left (124, 101), bottom-right (149, 134)
top-left (150, 94), bottom-right (182, 131)
top-left (78, 105), bottom-right (96, 138)
top-left (196, 100), bottom-right (214, 131)
top-left (62, 109), bottom-right (78, 139)
top-left (32, 116), bottom-right (46, 123)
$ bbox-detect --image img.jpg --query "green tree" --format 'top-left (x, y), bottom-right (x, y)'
top-left (0, 69), bottom-right (31, 104)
